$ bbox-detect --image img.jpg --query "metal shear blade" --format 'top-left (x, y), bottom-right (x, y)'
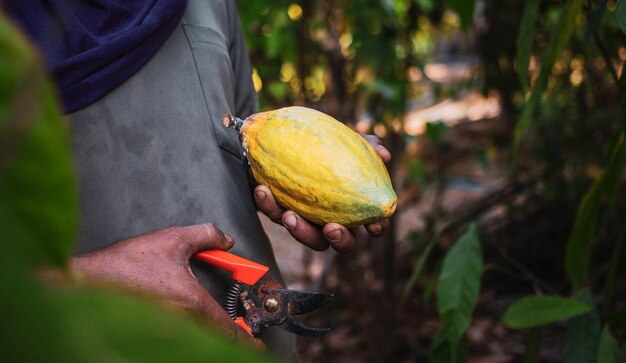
top-left (279, 316), bottom-right (331, 337)
top-left (286, 290), bottom-right (334, 315)
top-left (245, 277), bottom-right (333, 336)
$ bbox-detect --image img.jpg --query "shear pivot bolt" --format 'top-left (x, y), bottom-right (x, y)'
top-left (264, 298), bottom-right (279, 312)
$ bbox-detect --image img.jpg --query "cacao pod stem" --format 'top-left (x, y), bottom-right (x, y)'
top-left (222, 114), bottom-right (245, 133)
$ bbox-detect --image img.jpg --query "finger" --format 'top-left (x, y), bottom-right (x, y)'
top-left (374, 144), bottom-right (392, 163)
top-left (282, 211), bottom-right (329, 251)
top-left (171, 224), bottom-right (234, 255)
top-left (361, 134), bottom-right (391, 163)
top-left (323, 223), bottom-right (357, 252)
top-left (365, 219), bottom-right (389, 237)
top-left (254, 185), bottom-right (285, 223)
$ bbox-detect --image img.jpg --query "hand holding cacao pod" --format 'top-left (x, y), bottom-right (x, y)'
top-left (225, 106), bottom-right (397, 237)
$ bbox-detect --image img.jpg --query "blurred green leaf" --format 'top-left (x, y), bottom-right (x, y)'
top-left (0, 14), bottom-right (273, 363)
top-left (0, 12), bottom-right (77, 268)
top-left (268, 81), bottom-right (288, 100)
top-left (407, 159), bottom-right (427, 185)
top-left (446, 0), bottom-right (475, 32)
top-left (0, 254), bottom-right (273, 363)
top-left (565, 132), bottom-right (626, 291)
top-left (415, 0), bottom-right (434, 13)
top-left (372, 79), bottom-right (398, 100)
top-left (563, 290), bottom-right (601, 363)
top-left (597, 326), bottom-right (619, 363)
top-left (425, 120), bottom-right (448, 143)
top-left (516, 0), bottom-right (540, 93)
top-left (51, 288), bottom-right (271, 363)
top-left (437, 223), bottom-right (482, 344)
top-left (502, 296), bottom-right (591, 329)
top-left (617, 0), bottom-right (626, 35)
top-left (513, 0), bottom-right (585, 165)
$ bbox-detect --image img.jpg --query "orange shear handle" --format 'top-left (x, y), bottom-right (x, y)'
top-left (194, 250), bottom-right (269, 286)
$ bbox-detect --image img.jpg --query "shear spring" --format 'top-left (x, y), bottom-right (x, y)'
top-left (225, 281), bottom-right (241, 320)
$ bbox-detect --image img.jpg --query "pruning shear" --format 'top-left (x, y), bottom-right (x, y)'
top-left (194, 250), bottom-right (333, 336)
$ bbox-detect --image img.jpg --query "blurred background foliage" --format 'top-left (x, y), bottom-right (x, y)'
top-left (238, 0), bottom-right (626, 361)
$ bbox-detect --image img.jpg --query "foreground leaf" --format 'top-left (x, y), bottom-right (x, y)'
top-left (0, 14), bottom-right (271, 363)
top-left (0, 12), bottom-right (77, 268)
top-left (502, 296), bottom-right (591, 329)
top-left (437, 223), bottom-right (483, 343)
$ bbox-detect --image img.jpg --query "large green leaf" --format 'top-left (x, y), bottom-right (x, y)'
top-left (0, 13), bottom-right (272, 363)
top-left (0, 246), bottom-right (273, 363)
top-left (563, 290), bottom-right (601, 363)
top-left (436, 223), bottom-right (483, 344)
top-left (0, 13), bottom-right (77, 268)
top-left (516, 0), bottom-right (541, 93)
top-left (502, 296), bottom-right (591, 329)
top-left (512, 0), bottom-right (585, 165)
top-left (52, 288), bottom-right (271, 363)
top-left (597, 326), bottom-right (619, 363)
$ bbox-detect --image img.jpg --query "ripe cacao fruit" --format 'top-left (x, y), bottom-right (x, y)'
top-left (224, 106), bottom-right (397, 227)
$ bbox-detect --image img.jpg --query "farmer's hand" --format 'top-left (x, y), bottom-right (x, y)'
top-left (255, 135), bottom-right (392, 252)
top-left (70, 224), bottom-right (263, 350)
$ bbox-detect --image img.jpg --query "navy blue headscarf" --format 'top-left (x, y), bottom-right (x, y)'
top-left (4, 0), bottom-right (187, 113)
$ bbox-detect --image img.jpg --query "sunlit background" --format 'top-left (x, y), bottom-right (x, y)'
top-left (238, 0), bottom-right (626, 361)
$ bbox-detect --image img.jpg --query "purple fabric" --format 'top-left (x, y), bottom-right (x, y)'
top-left (4, 0), bottom-right (187, 113)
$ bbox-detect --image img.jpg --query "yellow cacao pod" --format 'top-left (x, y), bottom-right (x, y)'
top-left (225, 106), bottom-right (397, 227)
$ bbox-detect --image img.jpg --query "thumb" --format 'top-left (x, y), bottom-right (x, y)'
top-left (175, 223), bottom-right (234, 256)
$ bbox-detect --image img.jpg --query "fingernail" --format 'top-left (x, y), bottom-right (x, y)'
top-left (225, 234), bottom-right (234, 244)
top-left (284, 213), bottom-right (297, 229)
top-left (371, 223), bottom-right (383, 235)
top-left (327, 228), bottom-right (343, 242)
top-left (255, 190), bottom-right (266, 201)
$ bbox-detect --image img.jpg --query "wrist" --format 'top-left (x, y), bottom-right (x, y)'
top-left (70, 250), bottom-right (112, 282)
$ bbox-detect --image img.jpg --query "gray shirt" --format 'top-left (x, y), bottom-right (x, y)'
top-left (69, 0), bottom-right (296, 360)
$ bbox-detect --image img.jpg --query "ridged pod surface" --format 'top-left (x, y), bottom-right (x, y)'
top-left (235, 106), bottom-right (397, 227)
